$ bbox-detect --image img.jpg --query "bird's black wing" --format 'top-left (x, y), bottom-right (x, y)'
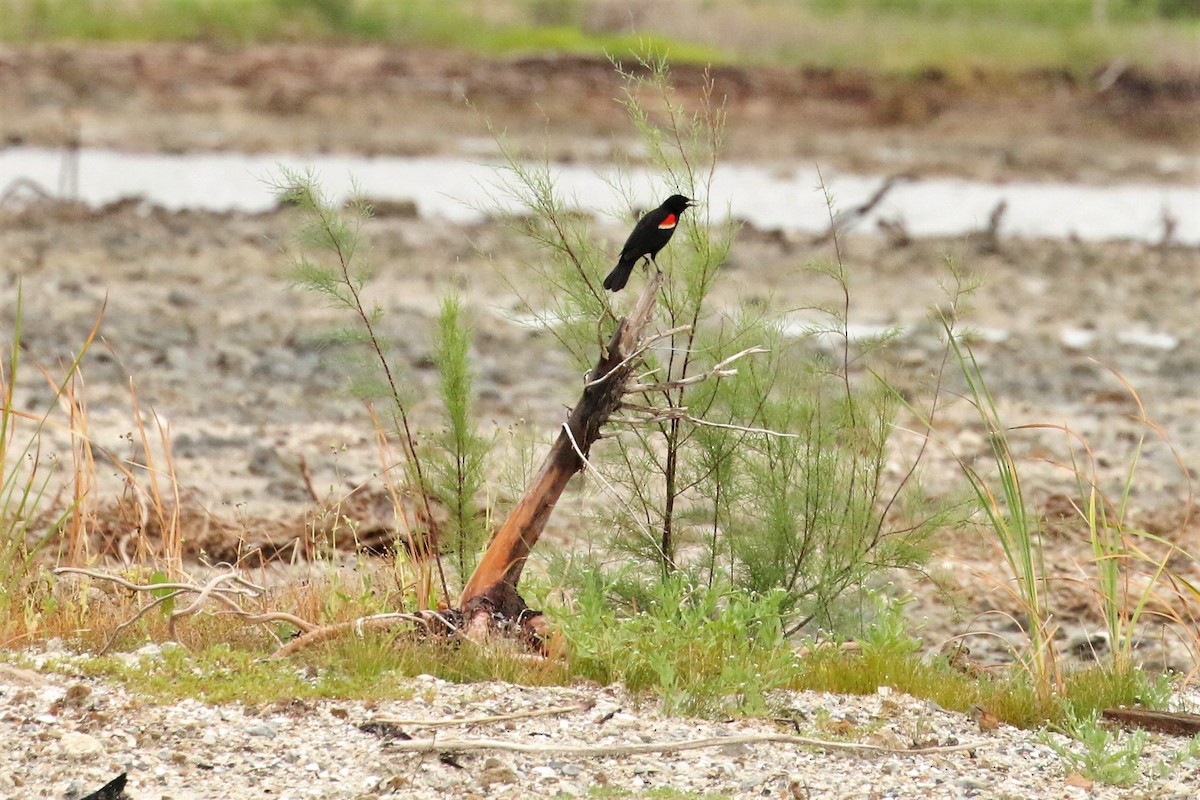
top-left (81, 773), bottom-right (128, 800)
top-left (619, 207), bottom-right (669, 260)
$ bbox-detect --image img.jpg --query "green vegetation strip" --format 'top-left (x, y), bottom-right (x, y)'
top-left (0, 0), bottom-right (723, 63)
top-left (26, 588), bottom-right (1166, 735)
top-left (3, 0), bottom-right (1196, 75)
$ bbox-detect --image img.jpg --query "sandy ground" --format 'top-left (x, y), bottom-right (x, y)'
top-left (1, 44), bottom-right (1199, 669)
top-left (5, 658), bottom-right (1198, 800)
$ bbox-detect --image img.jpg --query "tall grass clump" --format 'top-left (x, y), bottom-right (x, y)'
top-left (941, 309), bottom-right (1060, 701)
top-left (0, 285), bottom-right (100, 639)
top-left (1054, 375), bottom-right (1200, 676)
top-left (935, 269), bottom-right (1199, 705)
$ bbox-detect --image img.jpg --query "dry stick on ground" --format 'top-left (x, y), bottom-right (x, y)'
top-left (381, 732), bottom-right (982, 757)
top-left (372, 699), bottom-right (595, 728)
top-left (268, 611), bottom-right (453, 660)
top-left (457, 270), bottom-right (665, 633)
top-left (54, 566), bottom-right (313, 651)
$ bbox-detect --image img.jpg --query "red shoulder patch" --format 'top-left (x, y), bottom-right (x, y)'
top-left (657, 213), bottom-right (678, 229)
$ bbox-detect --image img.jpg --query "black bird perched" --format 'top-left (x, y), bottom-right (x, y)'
top-left (603, 194), bottom-right (694, 292)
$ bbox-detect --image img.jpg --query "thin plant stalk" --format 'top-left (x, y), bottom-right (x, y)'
top-left (940, 314), bottom-right (1059, 699)
top-left (1, 284), bottom-right (101, 631)
top-left (277, 170), bottom-right (450, 606)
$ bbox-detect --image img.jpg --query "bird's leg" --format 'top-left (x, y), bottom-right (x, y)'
top-left (649, 254), bottom-right (661, 279)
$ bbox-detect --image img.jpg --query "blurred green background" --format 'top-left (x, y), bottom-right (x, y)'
top-left (2, 0), bottom-right (1197, 76)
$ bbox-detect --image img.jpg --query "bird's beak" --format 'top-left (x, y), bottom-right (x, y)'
top-left (685, 199), bottom-right (697, 208)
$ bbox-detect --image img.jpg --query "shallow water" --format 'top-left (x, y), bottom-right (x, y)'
top-left (2, 147), bottom-right (1197, 243)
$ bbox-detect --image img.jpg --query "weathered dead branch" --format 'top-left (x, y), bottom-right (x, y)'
top-left (457, 270), bottom-right (665, 633)
top-left (458, 269), bottom-right (774, 642)
top-left (52, 565), bottom-right (451, 658)
top-left (53, 566), bottom-right (301, 653)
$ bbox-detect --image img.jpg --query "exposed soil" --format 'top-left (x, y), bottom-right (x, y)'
top-left (1, 44), bottom-right (1199, 670)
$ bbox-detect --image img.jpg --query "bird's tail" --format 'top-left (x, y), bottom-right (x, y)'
top-left (603, 257), bottom-right (635, 292)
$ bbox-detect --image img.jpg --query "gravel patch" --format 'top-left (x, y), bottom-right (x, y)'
top-left (1, 655), bottom-right (1196, 800)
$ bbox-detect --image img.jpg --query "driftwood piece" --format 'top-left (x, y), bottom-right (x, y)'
top-left (458, 271), bottom-right (664, 630)
top-left (812, 173), bottom-right (914, 245)
top-left (1101, 707), bottom-right (1200, 737)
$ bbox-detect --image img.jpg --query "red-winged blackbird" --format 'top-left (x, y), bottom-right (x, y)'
top-left (603, 194), bottom-right (694, 292)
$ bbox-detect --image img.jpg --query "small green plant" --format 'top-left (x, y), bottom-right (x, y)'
top-left (427, 293), bottom-right (490, 580)
top-left (555, 573), bottom-right (797, 717)
top-left (1148, 734), bottom-right (1200, 779)
top-left (1041, 708), bottom-right (1149, 787)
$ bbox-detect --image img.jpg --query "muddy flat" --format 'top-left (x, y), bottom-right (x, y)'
top-left (2, 43), bottom-right (1197, 183)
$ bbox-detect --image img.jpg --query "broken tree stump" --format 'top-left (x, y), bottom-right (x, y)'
top-left (458, 270), bottom-right (664, 638)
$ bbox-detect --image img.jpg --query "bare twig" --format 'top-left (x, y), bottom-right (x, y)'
top-left (269, 612), bottom-right (445, 660)
top-left (167, 571), bottom-right (260, 633)
top-left (52, 566), bottom-right (316, 651)
top-left (626, 346), bottom-right (767, 394)
top-left (584, 325), bottom-right (692, 388)
top-left (381, 732), bottom-right (981, 757)
top-left (614, 403), bottom-right (798, 438)
top-left (53, 566), bottom-right (264, 596)
top-left (373, 700), bottom-right (595, 729)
